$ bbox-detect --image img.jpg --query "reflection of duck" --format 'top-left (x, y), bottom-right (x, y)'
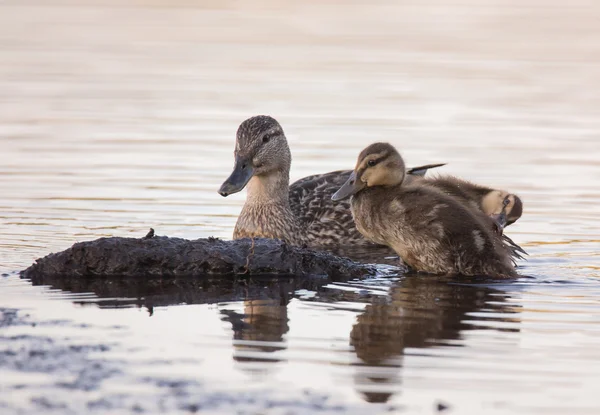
top-left (221, 298), bottom-right (289, 360)
top-left (333, 143), bottom-right (521, 278)
top-left (350, 276), bottom-right (520, 403)
top-left (218, 115), bottom-right (442, 249)
top-left (220, 280), bottom-right (292, 368)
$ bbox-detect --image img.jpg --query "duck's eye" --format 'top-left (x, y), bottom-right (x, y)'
top-left (503, 197), bottom-right (510, 207)
top-left (367, 159), bottom-right (377, 167)
top-left (262, 135), bottom-right (271, 143)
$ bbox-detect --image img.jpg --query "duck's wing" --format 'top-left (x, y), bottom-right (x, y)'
top-left (406, 163), bottom-right (446, 177)
top-left (290, 170), bottom-right (351, 192)
top-left (289, 170), bottom-right (367, 246)
top-left (289, 169), bottom-right (353, 224)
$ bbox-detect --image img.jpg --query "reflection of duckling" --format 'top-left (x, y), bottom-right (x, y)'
top-left (333, 143), bottom-right (520, 278)
top-left (218, 115), bottom-right (442, 248)
top-left (350, 277), bottom-right (520, 403)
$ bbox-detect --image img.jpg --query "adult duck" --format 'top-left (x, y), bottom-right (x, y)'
top-left (218, 115), bottom-right (442, 248)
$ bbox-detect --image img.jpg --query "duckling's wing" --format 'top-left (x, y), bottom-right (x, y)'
top-left (407, 163), bottom-right (446, 177)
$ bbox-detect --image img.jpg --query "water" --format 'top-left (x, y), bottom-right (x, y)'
top-left (1, 0), bottom-right (600, 413)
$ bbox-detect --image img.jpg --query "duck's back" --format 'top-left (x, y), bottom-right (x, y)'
top-left (289, 170), bottom-right (371, 247)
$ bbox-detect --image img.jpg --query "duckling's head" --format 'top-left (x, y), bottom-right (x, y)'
top-left (482, 190), bottom-right (524, 227)
top-left (332, 142), bottom-right (406, 201)
top-left (219, 115), bottom-right (291, 197)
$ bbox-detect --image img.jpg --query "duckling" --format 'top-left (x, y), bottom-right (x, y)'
top-left (404, 173), bottom-right (526, 259)
top-left (332, 142), bottom-right (519, 278)
top-left (398, 176), bottom-right (526, 266)
top-left (218, 115), bottom-right (443, 248)
top-left (422, 176), bottom-right (523, 230)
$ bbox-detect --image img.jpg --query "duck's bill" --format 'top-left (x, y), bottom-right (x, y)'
top-left (331, 171), bottom-right (364, 201)
top-left (490, 211), bottom-right (507, 230)
top-left (218, 157), bottom-right (254, 197)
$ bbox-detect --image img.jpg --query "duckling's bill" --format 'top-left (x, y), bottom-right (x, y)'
top-left (331, 171), bottom-right (365, 201)
top-left (490, 211), bottom-right (507, 230)
top-left (219, 156), bottom-right (254, 197)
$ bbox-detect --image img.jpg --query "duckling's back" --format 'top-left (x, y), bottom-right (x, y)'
top-left (352, 183), bottom-right (518, 278)
top-left (421, 175), bottom-right (489, 212)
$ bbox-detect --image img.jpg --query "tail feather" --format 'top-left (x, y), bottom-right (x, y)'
top-left (502, 234), bottom-right (528, 265)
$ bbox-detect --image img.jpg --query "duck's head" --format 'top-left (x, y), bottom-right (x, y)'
top-left (219, 115), bottom-right (291, 197)
top-left (332, 142), bottom-right (406, 201)
top-left (482, 190), bottom-right (523, 228)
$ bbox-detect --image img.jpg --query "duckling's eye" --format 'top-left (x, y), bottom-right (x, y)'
top-left (367, 159), bottom-right (377, 167)
top-left (262, 135), bottom-right (271, 144)
top-left (503, 198), bottom-right (510, 207)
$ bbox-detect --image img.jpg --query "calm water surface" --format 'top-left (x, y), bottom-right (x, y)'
top-left (1, 1), bottom-right (600, 414)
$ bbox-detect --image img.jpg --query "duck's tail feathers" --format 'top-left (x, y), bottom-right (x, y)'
top-left (407, 163), bottom-right (446, 177)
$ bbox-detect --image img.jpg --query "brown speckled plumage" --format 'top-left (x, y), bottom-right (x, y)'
top-left (219, 116), bottom-right (442, 249)
top-left (334, 143), bottom-right (520, 278)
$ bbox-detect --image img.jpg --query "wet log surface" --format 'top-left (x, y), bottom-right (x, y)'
top-left (21, 234), bottom-right (378, 280)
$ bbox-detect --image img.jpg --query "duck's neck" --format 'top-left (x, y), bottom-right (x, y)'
top-left (234, 169), bottom-right (299, 244)
top-left (245, 170), bottom-right (290, 206)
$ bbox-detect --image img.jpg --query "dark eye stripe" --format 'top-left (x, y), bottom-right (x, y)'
top-left (367, 157), bottom-right (385, 167)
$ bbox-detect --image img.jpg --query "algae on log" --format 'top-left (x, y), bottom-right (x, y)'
top-left (21, 235), bottom-right (377, 279)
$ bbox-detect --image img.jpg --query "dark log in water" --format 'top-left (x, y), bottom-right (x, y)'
top-left (21, 233), bottom-right (377, 280)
